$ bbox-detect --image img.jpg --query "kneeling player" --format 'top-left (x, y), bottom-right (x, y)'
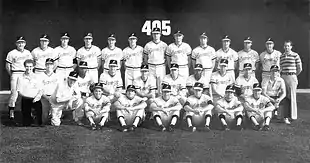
top-left (184, 82), bottom-right (214, 132)
top-left (215, 85), bottom-right (244, 131)
top-left (84, 83), bottom-right (111, 130)
top-left (245, 83), bottom-right (275, 131)
top-left (149, 83), bottom-right (182, 132)
top-left (114, 85), bottom-right (147, 132)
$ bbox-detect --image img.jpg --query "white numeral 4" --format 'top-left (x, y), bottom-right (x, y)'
top-left (141, 20), bottom-right (171, 36)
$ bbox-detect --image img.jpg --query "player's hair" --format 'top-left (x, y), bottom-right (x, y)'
top-left (23, 59), bottom-right (35, 67)
top-left (284, 40), bottom-right (293, 46)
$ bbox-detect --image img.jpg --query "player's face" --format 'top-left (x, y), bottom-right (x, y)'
top-left (284, 42), bottom-right (292, 52)
top-left (40, 40), bottom-right (49, 48)
top-left (67, 78), bottom-right (77, 87)
top-left (244, 68), bottom-right (252, 77)
top-left (152, 33), bottom-right (161, 41)
top-left (108, 39), bottom-right (116, 47)
top-left (45, 63), bottom-right (54, 72)
top-left (266, 43), bottom-right (274, 51)
top-left (244, 42), bottom-right (252, 49)
top-left (84, 38), bottom-right (93, 46)
top-left (194, 89), bottom-right (203, 98)
top-left (141, 70), bottom-right (149, 79)
top-left (126, 89), bottom-right (136, 99)
top-left (174, 35), bottom-right (183, 43)
top-left (220, 65), bottom-right (227, 73)
top-left (225, 91), bottom-right (234, 101)
top-left (162, 91), bottom-right (171, 100)
top-left (170, 69), bottom-right (179, 79)
top-left (253, 90), bottom-right (262, 99)
top-left (93, 88), bottom-right (103, 100)
top-left (222, 40), bottom-right (230, 49)
top-left (128, 38), bottom-right (137, 47)
top-left (16, 41), bottom-right (26, 50)
top-left (271, 70), bottom-right (280, 78)
top-left (109, 66), bottom-right (117, 76)
top-left (79, 67), bottom-right (87, 76)
top-left (195, 69), bottom-right (203, 76)
top-left (25, 63), bottom-right (34, 74)
top-left (60, 38), bottom-right (69, 46)
top-left (199, 37), bottom-right (208, 45)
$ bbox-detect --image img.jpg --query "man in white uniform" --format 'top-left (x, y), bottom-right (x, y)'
top-left (186, 64), bottom-right (209, 96)
top-left (134, 64), bottom-right (157, 101)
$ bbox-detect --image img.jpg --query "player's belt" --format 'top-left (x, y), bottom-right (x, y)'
top-left (148, 63), bottom-right (165, 66)
top-left (58, 66), bottom-right (73, 69)
top-left (177, 64), bottom-right (188, 67)
top-left (81, 92), bottom-right (90, 97)
top-left (87, 67), bottom-right (97, 69)
top-left (203, 68), bottom-right (213, 70)
top-left (104, 68), bottom-right (120, 70)
top-left (226, 69), bottom-right (234, 71)
top-left (126, 66), bottom-right (141, 69)
top-left (281, 72), bottom-right (296, 75)
top-left (35, 68), bottom-right (46, 71)
top-left (11, 70), bottom-right (25, 73)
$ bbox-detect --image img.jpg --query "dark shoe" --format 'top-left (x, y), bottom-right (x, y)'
top-left (262, 125), bottom-right (270, 131)
top-left (201, 125), bottom-right (211, 132)
top-left (76, 121), bottom-right (83, 126)
top-left (121, 125), bottom-right (128, 132)
top-left (235, 125), bottom-right (243, 131)
top-left (188, 126), bottom-right (196, 132)
top-left (129, 125), bottom-right (137, 131)
top-left (253, 124), bottom-right (261, 131)
top-left (223, 125), bottom-right (230, 131)
top-left (168, 125), bottom-right (175, 132)
top-left (159, 125), bottom-right (166, 132)
top-left (91, 124), bottom-right (96, 130)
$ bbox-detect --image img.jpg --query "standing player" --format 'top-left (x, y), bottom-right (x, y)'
top-left (6, 36), bottom-right (32, 121)
top-left (166, 30), bottom-right (192, 78)
top-left (184, 82), bottom-right (214, 132)
top-left (215, 85), bottom-right (244, 131)
top-left (280, 40), bottom-right (302, 123)
top-left (123, 33), bottom-right (144, 87)
top-left (101, 34), bottom-right (124, 78)
top-left (150, 83), bottom-right (182, 132)
top-left (143, 27), bottom-right (168, 95)
top-left (262, 65), bottom-right (286, 119)
top-left (32, 34), bottom-right (57, 77)
top-left (54, 32), bottom-right (77, 79)
top-left (114, 85), bottom-right (147, 132)
top-left (215, 35), bottom-right (238, 80)
top-left (191, 32), bottom-right (216, 88)
top-left (84, 83), bottom-right (111, 130)
top-left (186, 64), bottom-right (209, 96)
top-left (244, 83), bottom-right (275, 131)
top-left (259, 38), bottom-right (281, 84)
top-left (76, 33), bottom-right (101, 83)
top-left (237, 37), bottom-right (259, 78)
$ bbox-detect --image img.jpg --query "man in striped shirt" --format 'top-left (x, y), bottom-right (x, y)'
top-left (280, 40), bottom-right (302, 123)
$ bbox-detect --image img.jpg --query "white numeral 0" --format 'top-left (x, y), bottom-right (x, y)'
top-left (141, 20), bottom-right (171, 36)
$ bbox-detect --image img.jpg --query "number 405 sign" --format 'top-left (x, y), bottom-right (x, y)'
top-left (141, 20), bottom-right (171, 36)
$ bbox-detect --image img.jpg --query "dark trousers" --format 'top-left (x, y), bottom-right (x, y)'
top-left (21, 97), bottom-right (42, 126)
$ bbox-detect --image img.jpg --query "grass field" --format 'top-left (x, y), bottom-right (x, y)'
top-left (1, 94), bottom-right (310, 163)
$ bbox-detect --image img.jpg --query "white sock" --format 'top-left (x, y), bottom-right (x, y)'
top-left (187, 117), bottom-right (193, 127)
top-left (236, 117), bottom-right (242, 126)
top-left (132, 117), bottom-right (140, 127)
top-left (265, 117), bottom-right (271, 125)
top-left (99, 116), bottom-right (108, 126)
top-left (119, 117), bottom-right (126, 126)
top-left (88, 117), bottom-right (95, 125)
top-left (251, 117), bottom-right (259, 125)
top-left (205, 116), bottom-right (211, 126)
top-left (170, 116), bottom-right (177, 125)
top-left (220, 118), bottom-right (227, 126)
top-left (155, 116), bottom-right (163, 126)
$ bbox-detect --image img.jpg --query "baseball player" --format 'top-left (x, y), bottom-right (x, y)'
top-left (76, 33), bottom-right (101, 83)
top-left (184, 82), bottom-right (214, 132)
top-left (162, 64), bottom-right (187, 105)
top-left (237, 37), bottom-right (259, 78)
top-left (123, 33), bottom-right (144, 87)
top-left (99, 60), bottom-right (123, 103)
top-left (143, 27), bottom-right (168, 95)
top-left (41, 58), bottom-right (59, 124)
top-left (149, 83), bottom-right (182, 132)
top-left (244, 83), bottom-right (275, 131)
top-left (84, 83), bottom-right (111, 130)
top-left (215, 85), bottom-right (244, 131)
top-left (235, 63), bottom-right (259, 101)
top-left (32, 34), bottom-right (57, 77)
top-left (16, 59), bottom-right (44, 127)
top-left (215, 35), bottom-right (238, 80)
top-left (186, 64), bottom-right (209, 96)
top-left (114, 85), bottom-right (147, 132)
top-left (191, 32), bottom-right (216, 89)
top-left (54, 32), bottom-right (77, 80)
top-left (166, 30), bottom-right (192, 78)
top-left (210, 59), bottom-right (235, 103)
top-left (49, 71), bottom-right (83, 126)
top-left (280, 40), bottom-right (302, 123)
top-left (6, 36), bottom-right (32, 121)
top-left (262, 65), bottom-right (286, 119)
top-left (101, 34), bottom-right (124, 78)
top-left (259, 38), bottom-right (281, 84)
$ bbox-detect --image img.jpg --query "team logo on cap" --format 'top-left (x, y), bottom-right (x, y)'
top-left (152, 28), bottom-right (161, 34)
top-left (194, 64), bottom-right (203, 70)
top-left (170, 63), bottom-right (179, 70)
top-left (193, 82), bottom-right (204, 90)
top-left (61, 32), bottom-right (70, 39)
top-left (140, 64), bottom-right (149, 71)
top-left (174, 30), bottom-right (183, 36)
top-left (243, 63), bottom-right (252, 69)
top-left (84, 33), bottom-right (93, 39)
top-left (200, 32), bottom-right (208, 38)
top-left (162, 83), bottom-right (171, 92)
top-left (45, 58), bottom-right (54, 64)
top-left (266, 37), bottom-right (274, 44)
top-left (219, 59), bottom-right (229, 66)
top-left (79, 61), bottom-right (88, 68)
top-left (68, 71), bottom-right (79, 79)
top-left (16, 36), bottom-right (26, 42)
top-left (270, 65), bottom-right (279, 71)
top-left (253, 83), bottom-right (262, 90)
top-left (109, 60), bottom-right (118, 66)
top-left (129, 33), bottom-right (137, 39)
top-left (40, 34), bottom-right (49, 41)
top-left (225, 85), bottom-right (235, 92)
top-left (108, 34), bottom-right (116, 39)
top-left (244, 36), bottom-right (252, 42)
top-left (222, 35), bottom-right (230, 41)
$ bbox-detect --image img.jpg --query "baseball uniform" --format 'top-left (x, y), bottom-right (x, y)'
top-left (133, 75), bottom-right (157, 97)
top-left (54, 45), bottom-right (77, 79)
top-left (216, 48), bottom-right (238, 80)
top-left (216, 96), bottom-right (243, 119)
top-left (84, 95), bottom-right (111, 121)
top-left (99, 70), bottom-right (123, 101)
top-left (123, 45), bottom-right (143, 87)
top-left (102, 46), bottom-right (123, 74)
top-left (184, 94), bottom-right (213, 124)
top-left (245, 95), bottom-right (274, 120)
top-left (162, 74), bottom-right (187, 104)
top-left (32, 46), bottom-right (56, 75)
top-left (210, 71), bottom-right (235, 103)
top-left (259, 50), bottom-right (281, 84)
top-left (152, 95), bottom-right (181, 121)
top-left (235, 75), bottom-right (258, 100)
top-left (238, 49), bottom-right (259, 77)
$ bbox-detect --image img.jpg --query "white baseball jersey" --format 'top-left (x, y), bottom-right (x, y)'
top-left (166, 42), bottom-right (192, 65)
top-left (217, 96), bottom-right (242, 110)
top-left (153, 96), bottom-right (180, 109)
top-left (85, 95), bottom-right (111, 113)
top-left (186, 94), bottom-right (213, 109)
top-left (49, 78), bottom-right (80, 105)
top-left (123, 45), bottom-right (144, 68)
top-left (133, 76), bottom-right (157, 95)
top-left (162, 75), bottom-right (186, 96)
top-left (117, 94), bottom-right (144, 108)
top-left (259, 50), bottom-right (281, 72)
top-left (54, 45), bottom-right (77, 68)
top-left (186, 74), bottom-right (208, 88)
top-left (6, 49), bottom-right (33, 71)
top-left (143, 41), bottom-right (167, 64)
top-left (191, 46), bottom-right (216, 69)
top-left (101, 47), bottom-right (124, 69)
top-left (76, 45), bottom-right (101, 68)
top-left (245, 95), bottom-right (271, 110)
top-left (210, 71), bottom-right (235, 96)
top-left (41, 72), bottom-right (59, 96)
top-left (262, 77), bottom-right (285, 97)
top-left (216, 48), bottom-right (238, 70)
top-left (99, 71), bottom-right (123, 94)
top-left (235, 76), bottom-right (258, 97)
top-left (238, 49), bottom-right (259, 71)
top-left (77, 74), bottom-right (95, 94)
top-left (31, 47), bottom-right (56, 70)
top-left (16, 74), bottom-right (43, 98)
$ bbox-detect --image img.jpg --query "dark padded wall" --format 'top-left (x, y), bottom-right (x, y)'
top-left (2, 0), bottom-right (309, 89)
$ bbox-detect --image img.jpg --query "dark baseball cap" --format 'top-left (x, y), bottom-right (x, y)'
top-left (219, 59), bottom-right (228, 66)
top-left (109, 60), bottom-right (118, 67)
top-left (222, 35), bottom-right (231, 41)
top-left (152, 28), bottom-right (161, 34)
top-left (243, 63), bottom-right (252, 70)
top-left (253, 83), bottom-right (262, 91)
top-left (194, 64), bottom-right (203, 70)
top-left (170, 63), bottom-right (179, 70)
top-left (200, 32), bottom-right (208, 38)
top-left (79, 61), bottom-right (88, 68)
top-left (174, 30), bottom-right (183, 36)
top-left (140, 64), bottom-right (149, 71)
top-left (92, 83), bottom-right (104, 91)
top-left (266, 37), bottom-right (274, 44)
top-left (45, 58), bottom-right (54, 64)
top-left (61, 32), bottom-right (70, 39)
top-left (162, 83), bottom-right (171, 92)
top-left (225, 85), bottom-right (235, 92)
top-left (108, 34), bottom-right (116, 40)
top-left (16, 36), bottom-right (26, 42)
top-left (270, 65), bottom-right (280, 71)
top-left (68, 71), bottom-right (78, 80)
top-left (127, 85), bottom-right (136, 92)
top-left (193, 82), bottom-right (204, 90)
top-left (244, 36), bottom-right (252, 43)
top-left (40, 34), bottom-right (50, 41)
top-left (128, 33), bottom-right (137, 39)
top-left (84, 33), bottom-right (93, 39)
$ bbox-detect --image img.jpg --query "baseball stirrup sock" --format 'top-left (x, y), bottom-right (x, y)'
top-left (219, 114), bottom-right (227, 126)
top-left (265, 117), bottom-right (271, 125)
top-left (250, 116), bottom-right (259, 125)
top-left (205, 115), bottom-right (211, 126)
top-left (186, 116), bottom-right (193, 127)
top-left (118, 116), bottom-right (126, 126)
top-left (133, 117), bottom-right (141, 127)
top-left (236, 115), bottom-right (243, 126)
top-left (155, 116), bottom-right (163, 126)
top-left (88, 117), bottom-right (95, 125)
top-left (170, 115), bottom-right (178, 125)
top-left (99, 116), bottom-right (108, 126)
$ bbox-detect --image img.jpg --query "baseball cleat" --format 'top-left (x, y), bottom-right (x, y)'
top-left (262, 125), bottom-right (270, 131)
top-left (159, 125), bottom-right (166, 132)
top-left (91, 124), bottom-right (96, 130)
top-left (284, 118), bottom-right (291, 125)
top-left (223, 125), bottom-right (230, 131)
top-left (129, 125), bottom-right (137, 131)
top-left (76, 121), bottom-right (83, 126)
top-left (168, 125), bottom-right (175, 132)
top-left (235, 125), bottom-right (243, 131)
top-left (253, 124), bottom-right (261, 131)
top-left (202, 125), bottom-right (211, 132)
top-left (121, 125), bottom-right (128, 132)
top-left (188, 126), bottom-right (196, 132)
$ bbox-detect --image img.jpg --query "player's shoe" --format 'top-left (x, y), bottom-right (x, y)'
top-left (76, 121), bottom-right (84, 126)
top-left (90, 124), bottom-right (96, 130)
top-left (159, 125), bottom-right (166, 132)
top-left (9, 109), bottom-right (14, 120)
top-left (121, 125), bottom-right (128, 132)
top-left (168, 124), bottom-right (175, 132)
top-left (201, 125), bottom-right (211, 132)
top-left (223, 125), bottom-right (230, 131)
top-left (129, 125), bottom-right (137, 131)
top-left (235, 125), bottom-right (243, 131)
top-left (284, 118), bottom-right (291, 125)
top-left (253, 124), bottom-right (261, 131)
top-left (262, 125), bottom-right (270, 131)
top-left (188, 126), bottom-right (196, 132)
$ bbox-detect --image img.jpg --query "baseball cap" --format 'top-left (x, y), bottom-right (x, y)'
top-left (244, 37), bottom-right (252, 43)
top-left (225, 85), bottom-right (235, 92)
top-left (152, 28), bottom-right (161, 34)
top-left (174, 30), bottom-right (183, 36)
top-left (128, 33), bottom-right (137, 39)
top-left (200, 32), bottom-right (208, 38)
top-left (16, 36), bottom-right (26, 42)
top-left (109, 60), bottom-right (118, 67)
top-left (219, 59), bottom-right (228, 66)
top-left (108, 34), bottom-right (116, 40)
top-left (127, 85), bottom-right (136, 92)
top-left (162, 83), bottom-right (171, 92)
top-left (270, 65), bottom-right (280, 71)
top-left (222, 35), bottom-right (231, 41)
top-left (253, 83), bottom-right (262, 91)
top-left (45, 58), bottom-right (54, 64)
top-left (40, 34), bottom-right (50, 41)
top-left (61, 32), bottom-right (70, 39)
top-left (194, 64), bottom-right (203, 70)
top-left (266, 37), bottom-right (274, 44)
top-left (92, 83), bottom-right (104, 91)
top-left (68, 71), bottom-right (78, 80)
top-left (193, 82), bottom-right (204, 90)
top-left (84, 33), bottom-right (93, 39)
top-left (140, 64), bottom-right (149, 71)
top-left (170, 63), bottom-right (179, 70)
top-left (79, 61), bottom-right (88, 68)
top-left (243, 63), bottom-right (252, 70)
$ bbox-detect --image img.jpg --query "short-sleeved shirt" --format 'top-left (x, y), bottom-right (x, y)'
top-left (41, 72), bottom-right (59, 96)
top-left (245, 95), bottom-right (271, 110)
top-left (101, 47), bottom-right (124, 69)
top-left (99, 71), bottom-right (123, 95)
top-left (76, 45), bottom-right (101, 68)
top-left (153, 96), bottom-right (180, 109)
top-left (217, 96), bottom-right (242, 110)
top-left (191, 46), bottom-right (216, 69)
top-left (133, 76), bottom-right (157, 95)
top-left (49, 78), bottom-right (80, 105)
top-left (166, 42), bottom-right (192, 65)
top-left (280, 51), bottom-right (302, 74)
top-left (77, 74), bottom-right (95, 94)
top-left (162, 75), bottom-right (186, 96)
top-left (186, 94), bottom-right (213, 109)
top-left (262, 77), bottom-right (285, 97)
top-left (259, 50), bottom-right (281, 72)
top-left (85, 95), bottom-right (111, 112)
top-left (186, 74), bottom-right (208, 88)
top-left (123, 45), bottom-right (144, 68)
top-left (235, 75), bottom-right (258, 97)
top-left (210, 71), bottom-right (235, 96)
top-left (216, 48), bottom-right (238, 70)
top-left (16, 73), bottom-right (43, 98)
top-left (54, 45), bottom-right (77, 68)
top-left (6, 49), bottom-right (32, 71)
top-left (238, 49), bottom-right (259, 71)
top-left (117, 94), bottom-right (144, 108)
top-left (31, 47), bottom-right (56, 69)
top-left (143, 41), bottom-right (167, 64)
